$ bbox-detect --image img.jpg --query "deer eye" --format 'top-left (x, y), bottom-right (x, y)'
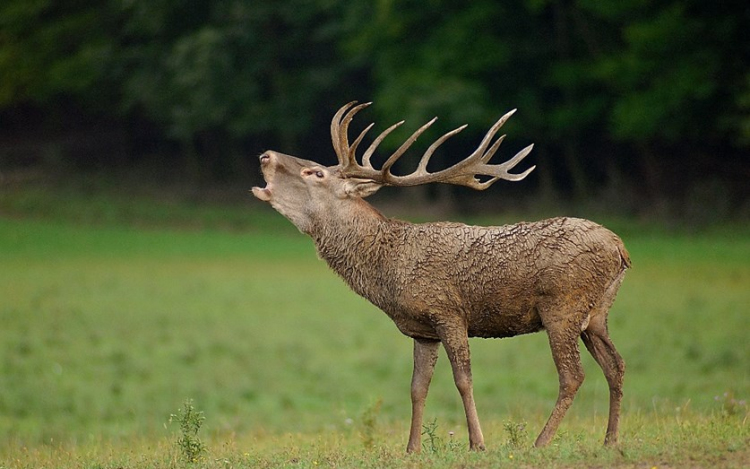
top-left (315, 170), bottom-right (324, 178)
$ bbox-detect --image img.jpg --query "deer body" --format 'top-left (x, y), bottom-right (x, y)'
top-left (314, 204), bottom-right (625, 341)
top-left (252, 102), bottom-right (629, 451)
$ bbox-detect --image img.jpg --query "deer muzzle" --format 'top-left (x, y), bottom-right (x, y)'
top-left (251, 151), bottom-right (274, 202)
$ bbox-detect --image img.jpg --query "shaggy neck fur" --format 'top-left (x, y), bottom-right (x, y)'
top-left (310, 198), bottom-right (405, 311)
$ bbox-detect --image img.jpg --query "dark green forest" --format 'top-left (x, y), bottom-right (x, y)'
top-left (1, 0), bottom-right (748, 221)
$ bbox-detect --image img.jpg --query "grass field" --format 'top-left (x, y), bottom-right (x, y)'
top-left (0, 191), bottom-right (748, 467)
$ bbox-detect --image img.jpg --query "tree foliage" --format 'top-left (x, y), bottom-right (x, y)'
top-left (0, 0), bottom-right (747, 214)
top-left (0, 0), bottom-right (117, 108)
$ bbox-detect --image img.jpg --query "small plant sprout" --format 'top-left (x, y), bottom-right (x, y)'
top-left (170, 399), bottom-right (207, 463)
top-left (504, 420), bottom-right (528, 448)
top-left (420, 420), bottom-right (462, 453)
top-left (421, 418), bottom-right (441, 453)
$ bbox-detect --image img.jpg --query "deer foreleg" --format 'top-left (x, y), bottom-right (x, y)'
top-left (439, 326), bottom-right (485, 451)
top-left (406, 338), bottom-right (440, 453)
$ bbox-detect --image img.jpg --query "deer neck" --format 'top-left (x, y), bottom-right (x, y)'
top-left (310, 198), bottom-right (401, 300)
top-left (311, 198), bottom-right (389, 263)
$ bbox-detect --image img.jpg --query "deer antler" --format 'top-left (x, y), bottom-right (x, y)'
top-left (330, 101), bottom-right (535, 190)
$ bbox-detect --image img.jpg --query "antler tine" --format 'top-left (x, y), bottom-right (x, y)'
top-left (330, 101), bottom-right (372, 166)
top-left (480, 135), bottom-right (506, 164)
top-left (349, 122), bottom-right (375, 166)
top-left (362, 120), bottom-right (405, 169)
top-left (416, 124), bottom-right (468, 172)
top-left (455, 144), bottom-right (536, 189)
top-left (493, 144), bottom-right (536, 178)
top-left (466, 109), bottom-right (517, 164)
top-left (330, 101), bottom-right (355, 163)
top-left (337, 102), bottom-right (372, 167)
top-left (381, 117), bottom-right (438, 174)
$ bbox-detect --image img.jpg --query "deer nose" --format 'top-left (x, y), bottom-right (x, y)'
top-left (259, 152), bottom-right (272, 165)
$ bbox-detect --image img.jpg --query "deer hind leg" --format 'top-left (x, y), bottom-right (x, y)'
top-left (406, 338), bottom-right (440, 453)
top-left (437, 325), bottom-right (486, 451)
top-left (581, 314), bottom-right (625, 446)
top-left (534, 319), bottom-right (586, 447)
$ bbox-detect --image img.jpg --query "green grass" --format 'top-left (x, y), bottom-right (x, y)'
top-left (2, 413), bottom-right (748, 468)
top-left (0, 193), bottom-right (749, 467)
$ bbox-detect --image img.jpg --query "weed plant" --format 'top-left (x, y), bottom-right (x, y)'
top-left (170, 399), bottom-right (207, 463)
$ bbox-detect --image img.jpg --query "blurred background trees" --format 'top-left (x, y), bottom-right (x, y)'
top-left (1, 0), bottom-right (748, 221)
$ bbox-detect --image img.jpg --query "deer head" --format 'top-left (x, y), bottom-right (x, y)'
top-left (251, 101), bottom-right (535, 232)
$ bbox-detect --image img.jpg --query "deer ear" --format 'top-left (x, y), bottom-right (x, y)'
top-left (342, 179), bottom-right (382, 198)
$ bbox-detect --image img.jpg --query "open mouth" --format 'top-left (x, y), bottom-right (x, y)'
top-left (252, 152), bottom-right (274, 201)
top-left (251, 184), bottom-right (272, 201)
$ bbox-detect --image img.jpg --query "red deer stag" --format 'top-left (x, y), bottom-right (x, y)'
top-left (252, 102), bottom-right (630, 452)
